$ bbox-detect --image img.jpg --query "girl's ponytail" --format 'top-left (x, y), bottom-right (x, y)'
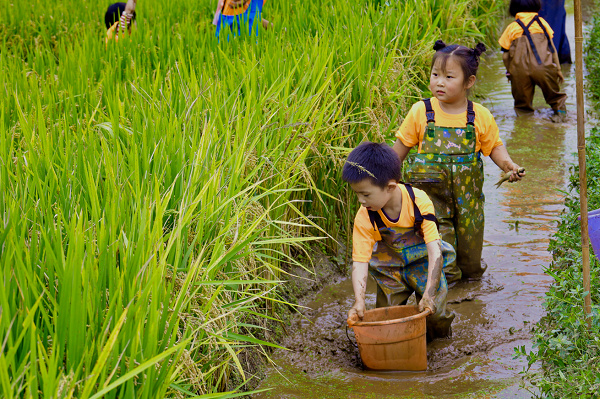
top-left (473, 43), bottom-right (487, 57)
top-left (433, 40), bottom-right (447, 51)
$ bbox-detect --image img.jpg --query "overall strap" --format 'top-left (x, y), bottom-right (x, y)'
top-left (422, 98), bottom-right (436, 139)
top-left (367, 209), bottom-right (386, 232)
top-left (404, 184), bottom-right (439, 236)
top-left (515, 18), bottom-right (543, 65)
top-left (466, 100), bottom-right (475, 140)
top-left (531, 15), bottom-right (556, 54)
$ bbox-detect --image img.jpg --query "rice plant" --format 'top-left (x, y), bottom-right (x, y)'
top-left (0, 0), bottom-right (504, 396)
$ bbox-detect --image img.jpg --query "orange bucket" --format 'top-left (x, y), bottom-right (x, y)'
top-left (347, 305), bottom-right (431, 371)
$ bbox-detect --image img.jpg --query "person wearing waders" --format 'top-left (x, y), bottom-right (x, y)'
top-left (499, 0), bottom-right (567, 122)
top-left (540, 0), bottom-right (571, 64)
top-left (393, 41), bottom-right (525, 284)
top-left (105, 0), bottom-right (137, 44)
top-left (344, 142), bottom-right (455, 340)
top-left (213, 0), bottom-right (270, 41)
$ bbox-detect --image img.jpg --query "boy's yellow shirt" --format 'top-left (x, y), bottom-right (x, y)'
top-left (352, 184), bottom-right (440, 263)
top-left (499, 12), bottom-right (555, 50)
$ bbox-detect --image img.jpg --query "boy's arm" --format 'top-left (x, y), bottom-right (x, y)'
top-left (489, 145), bottom-right (525, 182)
top-left (392, 139), bottom-right (412, 163)
top-left (347, 261), bottom-right (369, 322)
top-left (419, 239), bottom-right (443, 314)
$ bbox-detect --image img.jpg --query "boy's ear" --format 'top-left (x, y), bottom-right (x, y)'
top-left (465, 75), bottom-right (476, 90)
top-left (386, 180), bottom-right (398, 191)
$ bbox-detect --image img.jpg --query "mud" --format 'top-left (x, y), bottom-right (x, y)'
top-left (254, 5), bottom-right (595, 399)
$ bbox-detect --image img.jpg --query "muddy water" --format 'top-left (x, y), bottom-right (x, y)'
top-left (254, 8), bottom-right (594, 399)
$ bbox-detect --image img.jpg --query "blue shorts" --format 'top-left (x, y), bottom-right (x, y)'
top-left (216, 0), bottom-right (264, 41)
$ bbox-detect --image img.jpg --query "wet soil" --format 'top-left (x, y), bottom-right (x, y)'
top-left (254, 6), bottom-right (595, 399)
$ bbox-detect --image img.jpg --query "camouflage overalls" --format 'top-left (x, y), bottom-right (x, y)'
top-left (404, 99), bottom-right (486, 282)
top-left (368, 184), bottom-right (455, 339)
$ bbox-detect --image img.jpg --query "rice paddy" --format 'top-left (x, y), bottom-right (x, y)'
top-left (0, 0), bottom-right (504, 397)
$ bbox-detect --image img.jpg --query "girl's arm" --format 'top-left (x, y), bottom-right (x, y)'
top-left (393, 139), bottom-right (412, 163)
top-left (347, 261), bottom-right (369, 322)
top-left (489, 145), bottom-right (525, 182)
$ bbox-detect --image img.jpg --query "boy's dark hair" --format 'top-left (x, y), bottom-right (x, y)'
top-left (509, 0), bottom-right (541, 16)
top-left (105, 2), bottom-right (137, 30)
top-left (431, 40), bottom-right (487, 82)
top-left (342, 142), bottom-right (401, 188)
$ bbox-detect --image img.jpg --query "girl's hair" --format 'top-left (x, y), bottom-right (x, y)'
top-left (509, 0), bottom-right (541, 16)
top-left (431, 40), bottom-right (487, 82)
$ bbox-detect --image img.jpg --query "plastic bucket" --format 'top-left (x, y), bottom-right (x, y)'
top-left (589, 209), bottom-right (600, 261)
top-left (347, 305), bottom-right (430, 371)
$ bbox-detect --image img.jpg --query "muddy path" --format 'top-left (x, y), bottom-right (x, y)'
top-left (254, 6), bottom-right (595, 399)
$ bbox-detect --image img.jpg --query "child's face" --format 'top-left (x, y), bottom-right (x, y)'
top-left (429, 56), bottom-right (475, 105)
top-left (349, 179), bottom-right (396, 212)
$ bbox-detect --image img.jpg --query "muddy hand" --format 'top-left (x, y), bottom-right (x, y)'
top-left (347, 302), bottom-right (365, 325)
top-left (418, 294), bottom-right (436, 315)
top-left (495, 167), bottom-right (525, 188)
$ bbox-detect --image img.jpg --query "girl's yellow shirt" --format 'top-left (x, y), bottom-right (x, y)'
top-left (395, 97), bottom-right (503, 156)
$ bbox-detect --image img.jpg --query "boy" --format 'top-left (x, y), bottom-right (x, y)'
top-left (343, 142), bottom-right (455, 339)
top-left (105, 0), bottom-right (137, 44)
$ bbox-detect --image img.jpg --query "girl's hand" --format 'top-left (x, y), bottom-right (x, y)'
top-left (508, 164), bottom-right (525, 182)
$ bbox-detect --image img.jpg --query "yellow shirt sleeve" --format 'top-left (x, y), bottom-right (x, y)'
top-left (396, 101), bottom-right (426, 149)
top-left (498, 22), bottom-right (518, 50)
top-left (473, 103), bottom-right (503, 156)
top-left (540, 17), bottom-right (554, 38)
top-left (352, 208), bottom-right (378, 263)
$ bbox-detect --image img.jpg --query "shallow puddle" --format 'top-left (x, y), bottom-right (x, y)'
top-left (254, 6), bottom-right (595, 398)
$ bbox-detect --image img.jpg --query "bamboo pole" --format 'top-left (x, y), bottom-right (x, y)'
top-left (573, 0), bottom-right (592, 325)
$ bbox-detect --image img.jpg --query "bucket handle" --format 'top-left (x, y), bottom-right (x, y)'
top-left (345, 325), bottom-right (358, 348)
top-left (347, 308), bottom-right (432, 327)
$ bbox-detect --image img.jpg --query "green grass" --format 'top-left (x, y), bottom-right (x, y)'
top-left (0, 0), bottom-right (505, 397)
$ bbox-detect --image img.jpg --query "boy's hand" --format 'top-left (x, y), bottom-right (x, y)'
top-left (347, 300), bottom-right (366, 325)
top-left (418, 292), bottom-right (436, 314)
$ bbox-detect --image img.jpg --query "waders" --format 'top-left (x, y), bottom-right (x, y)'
top-left (404, 99), bottom-right (486, 282)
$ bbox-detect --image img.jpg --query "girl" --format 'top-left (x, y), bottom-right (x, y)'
top-left (214, 0), bottom-right (270, 41)
top-left (499, 0), bottom-right (567, 120)
top-left (393, 41), bottom-right (524, 283)
top-left (105, 1), bottom-right (137, 44)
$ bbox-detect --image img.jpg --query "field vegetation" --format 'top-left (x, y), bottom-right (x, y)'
top-left (0, 0), bottom-right (504, 397)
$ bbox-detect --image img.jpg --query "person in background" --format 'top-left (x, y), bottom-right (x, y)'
top-left (499, 0), bottom-right (567, 121)
top-left (105, 0), bottom-right (137, 44)
top-left (344, 142), bottom-right (456, 340)
top-left (394, 40), bottom-right (525, 284)
top-left (214, 0), bottom-right (270, 41)
top-left (540, 0), bottom-right (572, 64)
